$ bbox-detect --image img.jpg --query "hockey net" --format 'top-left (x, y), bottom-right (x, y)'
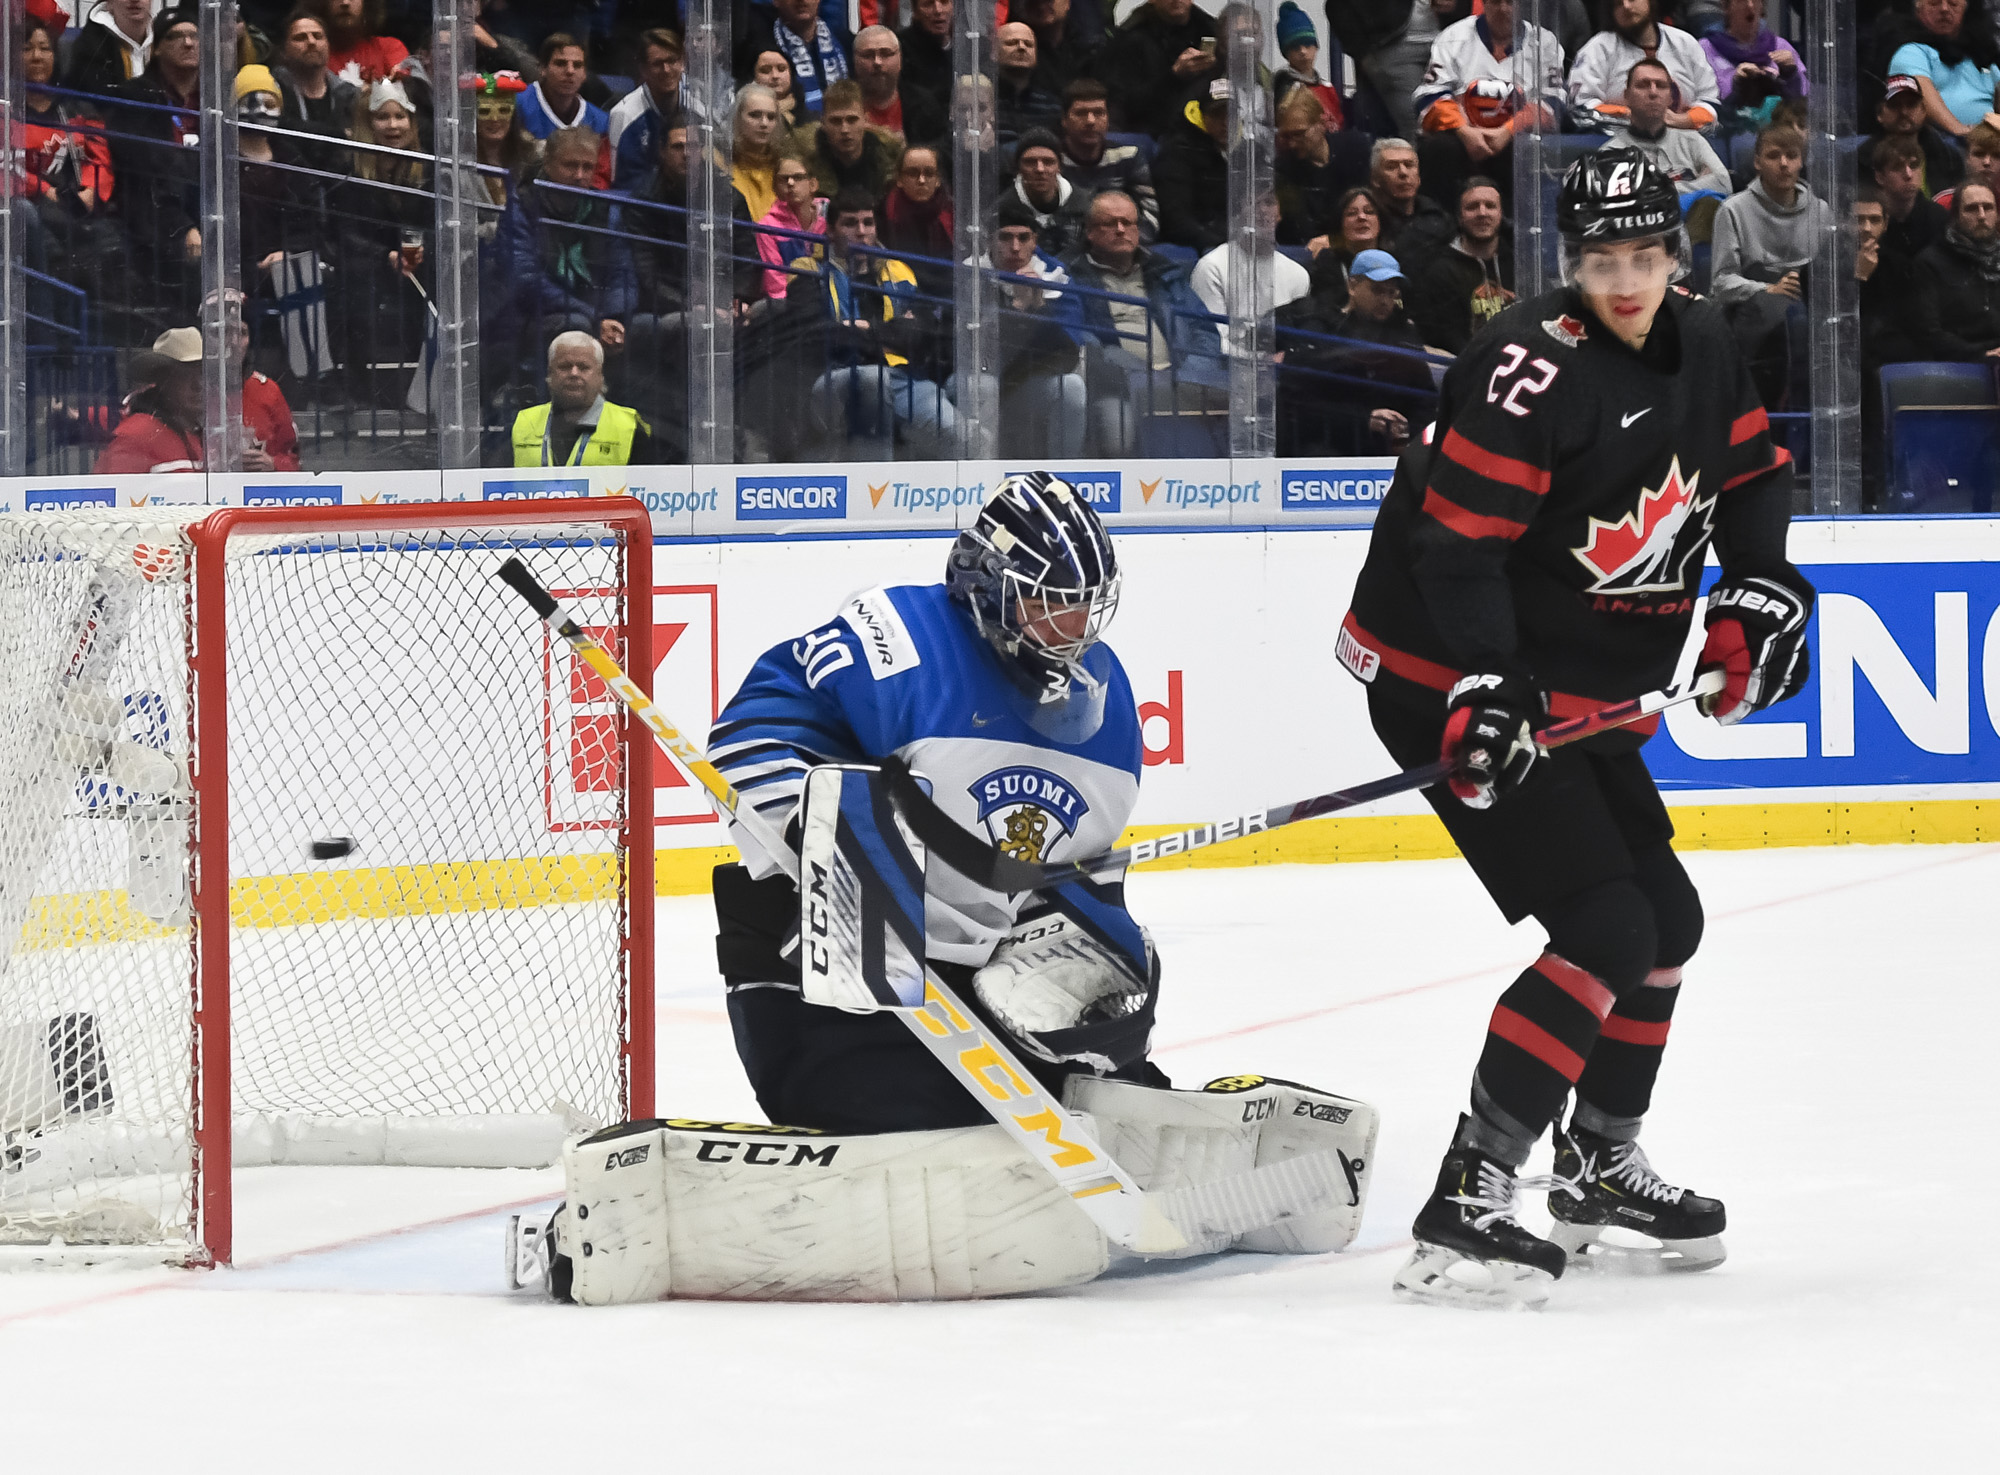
top-left (0, 502), bottom-right (654, 1265)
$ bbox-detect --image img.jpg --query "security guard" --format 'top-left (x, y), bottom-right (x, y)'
top-left (510, 331), bottom-right (660, 466)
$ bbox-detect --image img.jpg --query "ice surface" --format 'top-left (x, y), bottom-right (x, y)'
top-left (1, 845), bottom-right (1993, 1470)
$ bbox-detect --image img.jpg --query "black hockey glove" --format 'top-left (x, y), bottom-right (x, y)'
top-left (1697, 573), bottom-right (1814, 726)
top-left (1441, 674), bottom-right (1546, 810)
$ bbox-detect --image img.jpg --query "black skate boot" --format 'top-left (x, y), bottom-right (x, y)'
top-left (1546, 1121), bottom-right (1727, 1273)
top-left (1393, 1125), bottom-right (1570, 1311)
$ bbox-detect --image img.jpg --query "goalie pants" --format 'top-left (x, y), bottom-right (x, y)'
top-left (713, 864), bottom-right (1167, 1135)
top-left (1368, 691), bottom-right (1704, 1166)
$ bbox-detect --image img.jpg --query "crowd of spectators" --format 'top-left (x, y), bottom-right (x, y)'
top-left (3, 0), bottom-right (1993, 485)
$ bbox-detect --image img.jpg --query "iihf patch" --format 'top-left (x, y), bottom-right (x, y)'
top-left (969, 766), bottom-right (1091, 864)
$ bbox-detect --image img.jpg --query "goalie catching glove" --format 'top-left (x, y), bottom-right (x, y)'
top-left (1441, 673), bottom-right (1546, 809)
top-left (970, 910), bottom-right (1157, 1073)
top-left (1697, 573), bottom-right (1813, 726)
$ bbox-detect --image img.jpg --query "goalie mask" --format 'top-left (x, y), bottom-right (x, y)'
top-left (1556, 147), bottom-right (1690, 288)
top-left (946, 473), bottom-right (1121, 703)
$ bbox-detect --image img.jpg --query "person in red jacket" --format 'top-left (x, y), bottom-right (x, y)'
top-left (313, 0), bottom-right (409, 84)
top-left (96, 328), bottom-right (205, 473)
top-left (96, 324), bottom-right (302, 472)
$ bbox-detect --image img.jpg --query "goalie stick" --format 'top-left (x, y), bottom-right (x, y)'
top-left (873, 670), bottom-right (1730, 896)
top-left (496, 558), bottom-right (1356, 1258)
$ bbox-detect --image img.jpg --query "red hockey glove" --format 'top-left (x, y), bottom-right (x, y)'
top-left (1442, 674), bottom-right (1546, 810)
top-left (1697, 574), bottom-right (1813, 726)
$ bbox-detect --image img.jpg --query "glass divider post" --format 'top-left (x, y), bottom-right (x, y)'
top-left (0, 0), bottom-right (23, 478)
top-left (200, 0), bottom-right (245, 482)
top-left (1225, 2), bottom-right (1273, 458)
top-left (686, 0), bottom-right (734, 464)
top-left (953, 0), bottom-right (998, 460)
top-left (1512, 0), bottom-right (1557, 300)
top-left (433, 0), bottom-right (481, 472)
top-left (1806, 0), bottom-right (1859, 514)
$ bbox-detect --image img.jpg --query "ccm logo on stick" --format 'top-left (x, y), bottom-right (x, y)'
top-left (694, 1140), bottom-right (841, 1166)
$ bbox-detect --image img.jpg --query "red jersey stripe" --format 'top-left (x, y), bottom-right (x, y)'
top-left (1423, 488), bottom-right (1529, 542)
top-left (1488, 1005), bottom-right (1586, 1080)
top-left (1724, 446), bottom-right (1792, 490)
top-left (1729, 406), bottom-right (1769, 446)
top-left (1599, 1015), bottom-right (1671, 1047)
top-left (1533, 952), bottom-right (1616, 1020)
top-left (1440, 427), bottom-right (1554, 495)
top-left (1334, 614), bottom-right (1663, 735)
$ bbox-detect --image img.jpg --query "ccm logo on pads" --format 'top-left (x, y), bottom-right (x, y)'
top-left (694, 1140), bottom-right (841, 1167)
top-left (737, 476), bottom-right (847, 519)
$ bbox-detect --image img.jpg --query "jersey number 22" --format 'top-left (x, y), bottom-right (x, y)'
top-left (1486, 345), bottom-right (1559, 418)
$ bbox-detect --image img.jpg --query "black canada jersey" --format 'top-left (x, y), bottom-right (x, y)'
top-left (1341, 285), bottom-right (1794, 725)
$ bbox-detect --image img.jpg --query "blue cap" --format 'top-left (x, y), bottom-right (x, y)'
top-left (1350, 249), bottom-right (1404, 281)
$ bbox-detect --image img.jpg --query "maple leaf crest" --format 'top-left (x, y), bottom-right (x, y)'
top-left (1570, 456), bottom-right (1714, 595)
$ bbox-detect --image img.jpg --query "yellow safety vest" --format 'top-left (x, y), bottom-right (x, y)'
top-left (511, 400), bottom-right (646, 467)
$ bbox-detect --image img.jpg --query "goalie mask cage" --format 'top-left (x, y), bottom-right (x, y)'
top-left (0, 500), bottom-right (656, 1267)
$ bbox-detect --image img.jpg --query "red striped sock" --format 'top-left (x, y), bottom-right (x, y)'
top-left (1470, 951), bottom-right (1617, 1146)
top-left (1575, 967), bottom-right (1682, 1122)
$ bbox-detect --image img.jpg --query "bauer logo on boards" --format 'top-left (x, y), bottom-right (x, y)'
top-left (736, 475), bottom-right (847, 520)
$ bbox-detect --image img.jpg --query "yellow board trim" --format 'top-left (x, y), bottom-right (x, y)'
top-left (18, 802), bottom-right (1995, 951)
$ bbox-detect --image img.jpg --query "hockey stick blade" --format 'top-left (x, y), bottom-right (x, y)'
top-left (883, 669), bottom-right (1729, 894)
top-left (494, 560), bottom-right (1192, 1256)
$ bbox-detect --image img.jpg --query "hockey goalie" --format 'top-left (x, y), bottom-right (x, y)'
top-left (523, 475), bottom-right (1380, 1303)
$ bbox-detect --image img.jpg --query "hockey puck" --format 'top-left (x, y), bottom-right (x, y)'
top-left (307, 837), bottom-right (358, 861)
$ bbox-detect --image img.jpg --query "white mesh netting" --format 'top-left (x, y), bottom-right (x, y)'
top-left (0, 509), bottom-right (640, 1262)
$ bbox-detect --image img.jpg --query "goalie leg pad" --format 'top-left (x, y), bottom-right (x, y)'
top-left (1063, 1074), bottom-right (1379, 1256)
top-left (553, 1118), bottom-right (1109, 1304)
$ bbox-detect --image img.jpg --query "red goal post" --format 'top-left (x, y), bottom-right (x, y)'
top-left (1, 499), bottom-right (655, 1267)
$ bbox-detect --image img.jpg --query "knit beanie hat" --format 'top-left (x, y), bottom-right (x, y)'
top-left (1276, 2), bottom-right (1317, 53)
top-left (234, 64), bottom-right (279, 102)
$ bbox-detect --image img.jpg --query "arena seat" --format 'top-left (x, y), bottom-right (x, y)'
top-left (1880, 361), bottom-right (2000, 513)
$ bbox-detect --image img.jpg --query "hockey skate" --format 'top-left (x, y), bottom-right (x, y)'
top-left (1393, 1129), bottom-right (1571, 1311)
top-left (1545, 1123), bottom-right (1726, 1274)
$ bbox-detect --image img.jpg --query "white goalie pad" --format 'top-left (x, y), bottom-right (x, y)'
top-left (1064, 1074), bottom-right (1379, 1257)
top-left (553, 1119), bottom-right (1109, 1304)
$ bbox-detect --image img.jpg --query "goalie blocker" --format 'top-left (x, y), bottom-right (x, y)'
top-left (519, 1075), bottom-right (1378, 1303)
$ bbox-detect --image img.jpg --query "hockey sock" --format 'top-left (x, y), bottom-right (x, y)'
top-left (1573, 966), bottom-right (1682, 1133)
top-left (1463, 950), bottom-right (1620, 1166)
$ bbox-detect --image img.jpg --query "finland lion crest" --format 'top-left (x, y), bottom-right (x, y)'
top-left (969, 766), bottom-right (1091, 865)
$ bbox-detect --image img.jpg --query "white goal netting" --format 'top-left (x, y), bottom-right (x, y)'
top-left (0, 508), bottom-right (645, 1263)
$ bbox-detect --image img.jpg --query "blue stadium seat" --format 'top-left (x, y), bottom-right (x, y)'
top-left (1279, 245), bottom-right (1312, 268)
top-left (1106, 131), bottom-right (1157, 166)
top-left (1880, 361), bottom-right (2000, 513)
top-left (1153, 244), bottom-right (1199, 268)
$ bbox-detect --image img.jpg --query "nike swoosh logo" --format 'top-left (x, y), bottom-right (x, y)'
top-left (1621, 408), bottom-right (1653, 428)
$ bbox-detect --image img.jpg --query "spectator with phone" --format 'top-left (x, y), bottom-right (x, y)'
top-left (1101, 0), bottom-right (1219, 135)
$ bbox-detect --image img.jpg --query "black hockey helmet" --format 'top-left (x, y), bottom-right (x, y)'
top-left (1557, 148), bottom-right (1680, 242)
top-left (1556, 148), bottom-right (1689, 284)
top-left (946, 472), bottom-right (1121, 698)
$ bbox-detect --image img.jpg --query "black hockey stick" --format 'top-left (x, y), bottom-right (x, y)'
top-left (879, 670), bottom-right (1728, 894)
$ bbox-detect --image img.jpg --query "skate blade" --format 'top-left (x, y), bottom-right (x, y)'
top-left (1547, 1222), bottom-right (1726, 1274)
top-left (1391, 1243), bottom-right (1555, 1311)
